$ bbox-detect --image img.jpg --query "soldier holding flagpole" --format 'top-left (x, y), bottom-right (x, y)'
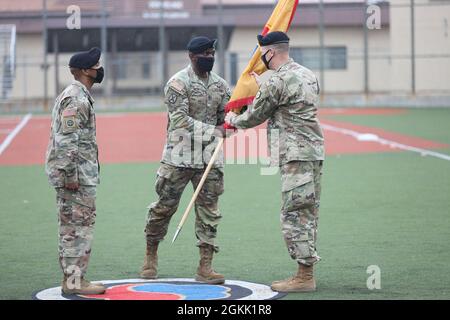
top-left (225, 31), bottom-right (325, 293)
top-left (141, 36), bottom-right (233, 284)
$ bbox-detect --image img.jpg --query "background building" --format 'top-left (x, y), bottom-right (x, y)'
top-left (0, 0), bottom-right (449, 109)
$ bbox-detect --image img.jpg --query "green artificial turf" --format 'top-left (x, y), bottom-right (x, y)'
top-left (323, 108), bottom-right (450, 150)
top-left (1, 150), bottom-right (450, 299)
top-left (1, 107), bottom-right (450, 300)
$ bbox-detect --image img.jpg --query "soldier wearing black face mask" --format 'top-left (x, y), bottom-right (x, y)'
top-left (141, 36), bottom-right (233, 284)
top-left (45, 47), bottom-right (106, 295)
top-left (187, 36), bottom-right (217, 74)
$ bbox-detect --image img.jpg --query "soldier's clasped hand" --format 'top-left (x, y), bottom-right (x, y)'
top-left (250, 71), bottom-right (262, 87)
top-left (224, 111), bottom-right (238, 128)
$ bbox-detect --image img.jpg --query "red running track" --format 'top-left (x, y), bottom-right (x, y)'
top-left (0, 110), bottom-right (447, 166)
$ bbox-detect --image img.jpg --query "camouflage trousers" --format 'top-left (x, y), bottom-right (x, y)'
top-left (145, 163), bottom-right (224, 252)
top-left (55, 186), bottom-right (96, 277)
top-left (280, 160), bottom-right (323, 266)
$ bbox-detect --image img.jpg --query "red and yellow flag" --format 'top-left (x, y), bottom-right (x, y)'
top-left (225, 0), bottom-right (299, 114)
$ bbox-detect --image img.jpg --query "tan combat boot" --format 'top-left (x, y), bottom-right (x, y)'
top-left (140, 242), bottom-right (159, 279)
top-left (61, 276), bottom-right (106, 295)
top-left (270, 264), bottom-right (316, 292)
top-left (195, 245), bottom-right (225, 284)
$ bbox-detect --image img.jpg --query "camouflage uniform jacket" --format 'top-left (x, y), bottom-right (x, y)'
top-left (45, 80), bottom-right (99, 187)
top-left (230, 58), bottom-right (325, 166)
top-left (161, 65), bottom-right (231, 169)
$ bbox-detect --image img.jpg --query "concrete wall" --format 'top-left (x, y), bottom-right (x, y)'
top-left (12, 34), bottom-right (47, 100)
top-left (390, 0), bottom-right (450, 94)
top-left (228, 26), bottom-right (391, 94)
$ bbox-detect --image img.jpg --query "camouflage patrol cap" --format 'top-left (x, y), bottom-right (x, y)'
top-left (257, 31), bottom-right (290, 47)
top-left (187, 36), bottom-right (217, 54)
top-left (69, 47), bottom-right (101, 69)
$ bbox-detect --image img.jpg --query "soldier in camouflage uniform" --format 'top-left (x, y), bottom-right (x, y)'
top-left (226, 32), bottom-right (324, 292)
top-left (45, 47), bottom-right (106, 295)
top-left (141, 36), bottom-right (232, 284)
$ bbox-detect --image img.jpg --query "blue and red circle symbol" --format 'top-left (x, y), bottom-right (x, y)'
top-left (33, 278), bottom-right (286, 300)
top-left (82, 283), bottom-right (231, 300)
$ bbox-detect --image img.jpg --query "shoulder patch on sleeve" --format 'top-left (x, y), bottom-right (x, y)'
top-left (62, 108), bottom-right (77, 117)
top-left (167, 91), bottom-right (179, 105)
top-left (168, 79), bottom-right (185, 94)
top-left (61, 107), bottom-right (78, 134)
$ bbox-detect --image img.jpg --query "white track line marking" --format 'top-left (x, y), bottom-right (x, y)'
top-left (322, 123), bottom-right (450, 161)
top-left (0, 113), bottom-right (32, 156)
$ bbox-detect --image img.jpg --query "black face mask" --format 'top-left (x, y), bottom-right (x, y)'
top-left (261, 50), bottom-right (274, 69)
top-left (92, 67), bottom-right (104, 83)
top-left (196, 57), bottom-right (215, 73)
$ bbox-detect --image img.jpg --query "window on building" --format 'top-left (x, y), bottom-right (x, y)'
top-left (290, 46), bottom-right (347, 70)
top-left (142, 57), bottom-right (150, 79)
top-left (229, 53), bottom-right (238, 86)
top-left (117, 57), bottom-right (127, 80)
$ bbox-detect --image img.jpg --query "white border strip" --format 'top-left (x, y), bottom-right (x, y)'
top-left (0, 113), bottom-right (32, 156)
top-left (322, 123), bottom-right (450, 161)
top-left (34, 278), bottom-right (282, 300)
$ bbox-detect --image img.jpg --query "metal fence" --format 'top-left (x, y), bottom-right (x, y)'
top-left (0, 24), bottom-right (15, 102)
